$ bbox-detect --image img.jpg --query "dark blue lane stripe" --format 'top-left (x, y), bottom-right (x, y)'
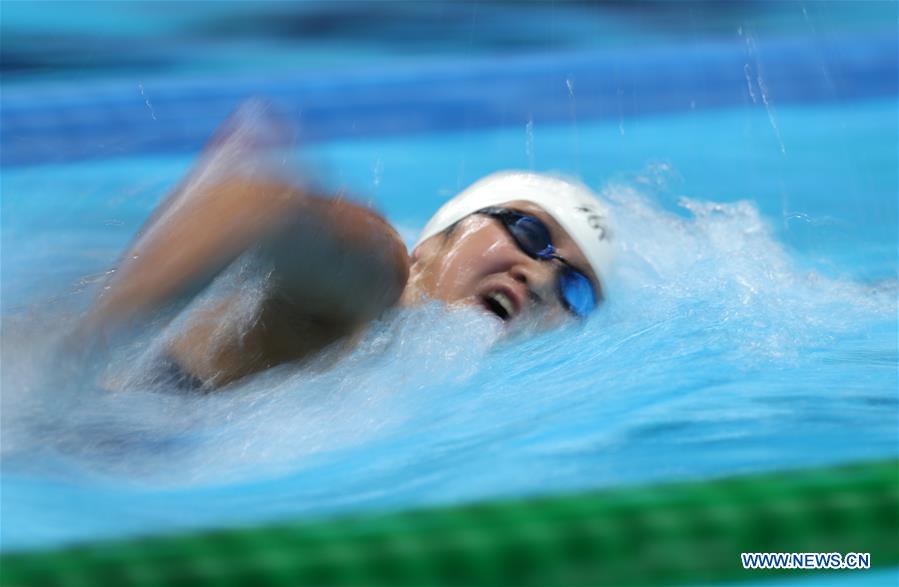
top-left (1, 32), bottom-right (895, 168)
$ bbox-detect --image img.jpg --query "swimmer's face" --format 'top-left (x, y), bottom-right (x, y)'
top-left (406, 201), bottom-right (600, 327)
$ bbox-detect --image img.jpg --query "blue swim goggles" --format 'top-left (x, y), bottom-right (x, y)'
top-left (476, 207), bottom-right (598, 317)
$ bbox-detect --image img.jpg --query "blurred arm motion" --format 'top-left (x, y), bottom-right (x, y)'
top-left (85, 101), bottom-right (409, 387)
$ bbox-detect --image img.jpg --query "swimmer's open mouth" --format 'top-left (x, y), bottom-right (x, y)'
top-left (480, 292), bottom-right (515, 321)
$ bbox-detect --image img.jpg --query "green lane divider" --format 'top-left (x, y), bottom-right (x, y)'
top-left (2, 459), bottom-right (897, 587)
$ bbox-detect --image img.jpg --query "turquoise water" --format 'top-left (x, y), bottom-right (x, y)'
top-left (703, 569), bottom-right (899, 587)
top-left (1, 12), bottom-right (897, 587)
top-left (2, 97), bottom-right (896, 550)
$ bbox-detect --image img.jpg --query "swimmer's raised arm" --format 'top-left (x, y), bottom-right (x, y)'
top-left (86, 177), bottom-right (302, 330)
top-left (85, 102), bottom-right (409, 386)
top-left (162, 190), bottom-right (409, 385)
top-left (87, 175), bottom-right (408, 383)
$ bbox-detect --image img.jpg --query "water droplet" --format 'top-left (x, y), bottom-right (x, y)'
top-left (525, 116), bottom-right (535, 168)
top-left (138, 82), bottom-right (157, 121)
top-left (371, 158), bottom-right (383, 188)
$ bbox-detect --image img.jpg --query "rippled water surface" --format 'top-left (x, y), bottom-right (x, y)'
top-left (2, 96), bottom-right (897, 550)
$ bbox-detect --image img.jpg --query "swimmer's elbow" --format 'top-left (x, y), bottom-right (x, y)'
top-left (264, 198), bottom-right (409, 326)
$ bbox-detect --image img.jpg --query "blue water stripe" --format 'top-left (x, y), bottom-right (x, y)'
top-left (1, 32), bottom-right (895, 167)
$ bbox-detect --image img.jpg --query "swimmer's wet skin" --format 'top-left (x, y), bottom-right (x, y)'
top-left (89, 176), bottom-right (409, 388)
top-left (405, 172), bottom-right (613, 329)
top-left (85, 104), bottom-right (614, 390)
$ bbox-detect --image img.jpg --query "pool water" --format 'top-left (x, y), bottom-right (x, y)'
top-left (2, 96), bottom-right (896, 550)
top-left (1, 1), bottom-right (896, 565)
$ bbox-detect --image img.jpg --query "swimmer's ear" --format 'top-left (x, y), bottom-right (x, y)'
top-left (410, 234), bottom-right (441, 264)
top-left (412, 216), bottom-right (463, 262)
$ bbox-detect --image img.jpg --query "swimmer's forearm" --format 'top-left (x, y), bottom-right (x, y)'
top-left (86, 179), bottom-right (312, 332)
top-left (89, 172), bottom-right (408, 367)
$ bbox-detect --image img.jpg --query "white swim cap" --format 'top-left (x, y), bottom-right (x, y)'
top-left (416, 171), bottom-right (615, 288)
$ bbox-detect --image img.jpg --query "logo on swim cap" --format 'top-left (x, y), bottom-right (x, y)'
top-left (574, 204), bottom-right (610, 242)
top-left (417, 170), bottom-right (616, 288)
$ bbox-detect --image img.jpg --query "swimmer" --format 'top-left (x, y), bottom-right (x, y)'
top-left (84, 102), bottom-right (614, 389)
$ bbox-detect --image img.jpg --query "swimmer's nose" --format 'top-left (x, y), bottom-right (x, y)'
top-left (509, 260), bottom-right (557, 308)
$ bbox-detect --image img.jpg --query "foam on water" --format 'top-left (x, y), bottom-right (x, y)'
top-left (1, 177), bottom-right (896, 549)
top-left (1, 287), bottom-right (503, 486)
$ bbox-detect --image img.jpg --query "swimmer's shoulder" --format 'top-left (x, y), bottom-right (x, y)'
top-left (263, 194), bottom-right (409, 323)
